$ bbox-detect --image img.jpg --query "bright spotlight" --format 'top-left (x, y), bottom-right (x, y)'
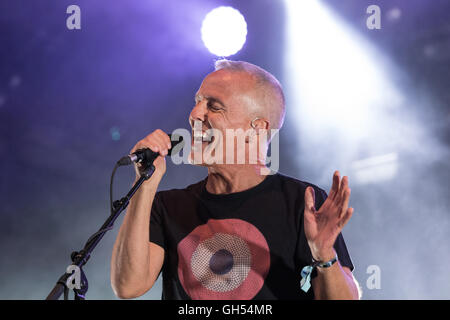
top-left (284, 0), bottom-right (402, 138)
top-left (201, 6), bottom-right (247, 57)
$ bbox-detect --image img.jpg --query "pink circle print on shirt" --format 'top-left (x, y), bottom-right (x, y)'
top-left (177, 218), bottom-right (270, 300)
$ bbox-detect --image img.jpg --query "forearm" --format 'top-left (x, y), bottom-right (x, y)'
top-left (313, 257), bottom-right (359, 300)
top-left (110, 178), bottom-right (159, 297)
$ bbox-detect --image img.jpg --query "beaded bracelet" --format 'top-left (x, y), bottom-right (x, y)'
top-left (300, 253), bottom-right (338, 292)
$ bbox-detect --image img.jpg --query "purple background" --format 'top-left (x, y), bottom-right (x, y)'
top-left (0, 0), bottom-right (449, 299)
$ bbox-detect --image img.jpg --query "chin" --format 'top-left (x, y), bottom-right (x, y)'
top-left (188, 147), bottom-right (209, 167)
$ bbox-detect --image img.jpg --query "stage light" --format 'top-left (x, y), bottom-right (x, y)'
top-left (284, 0), bottom-right (402, 138)
top-left (201, 6), bottom-right (247, 57)
top-left (283, 0), bottom-right (407, 185)
top-left (351, 152), bottom-right (398, 184)
top-left (282, 0), bottom-right (450, 300)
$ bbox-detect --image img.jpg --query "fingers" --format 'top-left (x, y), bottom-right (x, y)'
top-left (328, 171), bottom-right (340, 200)
top-left (339, 187), bottom-right (351, 219)
top-left (131, 129), bottom-right (171, 156)
top-left (329, 171), bottom-right (350, 202)
top-left (334, 175), bottom-right (351, 218)
top-left (338, 207), bottom-right (354, 228)
top-left (340, 176), bottom-right (349, 198)
top-left (151, 131), bottom-right (170, 156)
top-left (154, 129), bottom-right (172, 150)
top-left (328, 171), bottom-right (352, 220)
top-left (335, 175), bottom-right (348, 204)
top-left (304, 186), bottom-right (316, 213)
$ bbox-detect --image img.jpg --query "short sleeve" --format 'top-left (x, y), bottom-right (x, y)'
top-left (333, 233), bottom-right (354, 271)
top-left (149, 191), bottom-right (166, 250)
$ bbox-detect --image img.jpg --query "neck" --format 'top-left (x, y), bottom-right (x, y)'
top-left (205, 164), bottom-right (269, 194)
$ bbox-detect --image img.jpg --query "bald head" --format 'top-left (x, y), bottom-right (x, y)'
top-left (214, 59), bottom-right (285, 130)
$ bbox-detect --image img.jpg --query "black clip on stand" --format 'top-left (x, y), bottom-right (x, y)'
top-left (45, 164), bottom-right (156, 300)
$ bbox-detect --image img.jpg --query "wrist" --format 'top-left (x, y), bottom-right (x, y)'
top-left (135, 172), bottom-right (164, 189)
top-left (300, 249), bottom-right (338, 293)
top-left (313, 248), bottom-right (336, 263)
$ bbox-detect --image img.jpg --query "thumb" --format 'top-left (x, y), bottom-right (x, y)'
top-left (304, 187), bottom-right (316, 213)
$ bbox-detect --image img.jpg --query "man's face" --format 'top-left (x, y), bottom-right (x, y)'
top-left (188, 69), bottom-right (257, 166)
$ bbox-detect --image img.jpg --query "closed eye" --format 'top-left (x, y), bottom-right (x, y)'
top-left (207, 100), bottom-right (221, 112)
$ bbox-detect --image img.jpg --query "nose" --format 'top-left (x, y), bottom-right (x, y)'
top-left (189, 101), bottom-right (207, 128)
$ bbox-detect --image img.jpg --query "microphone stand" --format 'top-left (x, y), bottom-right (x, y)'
top-left (45, 164), bottom-right (155, 300)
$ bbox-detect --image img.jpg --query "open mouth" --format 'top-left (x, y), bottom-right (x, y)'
top-left (192, 129), bottom-right (215, 143)
top-left (190, 120), bottom-right (217, 149)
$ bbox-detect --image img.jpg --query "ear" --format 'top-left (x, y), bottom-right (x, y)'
top-left (246, 118), bottom-right (269, 144)
top-left (251, 118), bottom-right (270, 132)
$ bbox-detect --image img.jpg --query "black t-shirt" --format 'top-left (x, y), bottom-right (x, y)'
top-left (150, 173), bottom-right (354, 300)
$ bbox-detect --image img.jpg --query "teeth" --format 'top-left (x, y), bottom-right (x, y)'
top-left (203, 131), bottom-right (212, 141)
top-left (193, 130), bottom-right (203, 141)
top-left (193, 130), bottom-right (212, 142)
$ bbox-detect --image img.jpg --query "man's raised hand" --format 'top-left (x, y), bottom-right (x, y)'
top-left (303, 171), bottom-right (354, 262)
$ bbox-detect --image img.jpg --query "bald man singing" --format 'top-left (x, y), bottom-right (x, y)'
top-left (110, 60), bottom-right (360, 300)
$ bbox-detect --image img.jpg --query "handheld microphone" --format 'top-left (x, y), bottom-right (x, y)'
top-left (117, 134), bottom-right (184, 167)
